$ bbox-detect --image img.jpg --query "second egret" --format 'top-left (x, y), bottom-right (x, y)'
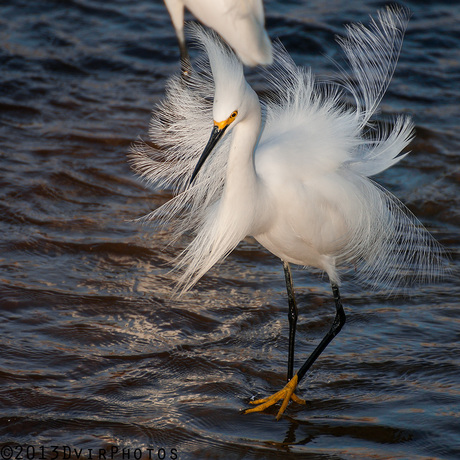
top-left (130, 7), bottom-right (445, 419)
top-left (163, 0), bottom-right (273, 73)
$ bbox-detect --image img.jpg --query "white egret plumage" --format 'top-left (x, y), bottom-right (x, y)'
top-left (163, 0), bottom-right (272, 72)
top-left (130, 7), bottom-right (446, 419)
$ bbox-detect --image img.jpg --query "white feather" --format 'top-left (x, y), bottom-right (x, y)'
top-left (129, 6), bottom-right (446, 294)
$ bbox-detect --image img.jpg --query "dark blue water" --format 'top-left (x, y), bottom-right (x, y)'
top-left (0, 1), bottom-right (459, 459)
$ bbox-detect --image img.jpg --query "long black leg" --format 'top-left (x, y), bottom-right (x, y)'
top-left (243, 282), bottom-right (346, 419)
top-left (296, 282), bottom-right (346, 383)
top-left (283, 261), bottom-right (298, 382)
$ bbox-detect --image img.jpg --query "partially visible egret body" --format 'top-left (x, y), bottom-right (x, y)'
top-left (130, 7), bottom-right (445, 419)
top-left (163, 0), bottom-right (272, 71)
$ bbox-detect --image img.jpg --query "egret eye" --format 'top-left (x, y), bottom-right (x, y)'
top-left (230, 111), bottom-right (238, 119)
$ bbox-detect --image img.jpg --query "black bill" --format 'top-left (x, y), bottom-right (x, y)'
top-left (190, 124), bottom-right (228, 184)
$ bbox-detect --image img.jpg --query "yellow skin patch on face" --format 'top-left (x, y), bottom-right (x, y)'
top-left (214, 110), bottom-right (238, 130)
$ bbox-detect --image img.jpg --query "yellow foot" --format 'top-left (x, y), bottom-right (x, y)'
top-left (243, 374), bottom-right (306, 420)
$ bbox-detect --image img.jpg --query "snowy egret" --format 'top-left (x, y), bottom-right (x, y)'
top-left (163, 0), bottom-right (272, 73)
top-left (130, 7), bottom-right (445, 419)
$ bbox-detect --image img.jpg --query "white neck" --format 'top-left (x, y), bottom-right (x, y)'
top-left (220, 87), bottom-right (265, 235)
top-left (228, 86), bottom-right (261, 182)
top-left (191, 86), bottom-right (266, 281)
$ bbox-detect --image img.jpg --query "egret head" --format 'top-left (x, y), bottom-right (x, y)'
top-left (201, 26), bottom-right (246, 123)
top-left (190, 27), bottom-right (253, 183)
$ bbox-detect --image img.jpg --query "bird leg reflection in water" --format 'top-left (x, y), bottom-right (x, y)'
top-left (244, 268), bottom-right (346, 420)
top-left (130, 7), bottom-right (446, 420)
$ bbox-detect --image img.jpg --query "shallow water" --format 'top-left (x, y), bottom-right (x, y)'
top-left (0, 0), bottom-right (459, 459)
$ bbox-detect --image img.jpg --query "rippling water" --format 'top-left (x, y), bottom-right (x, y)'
top-left (1, 1), bottom-right (459, 459)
